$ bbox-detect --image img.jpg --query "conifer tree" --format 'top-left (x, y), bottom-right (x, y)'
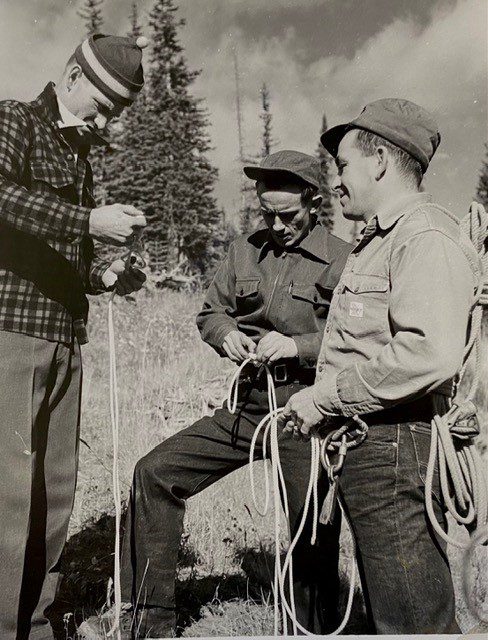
top-left (476, 144), bottom-right (488, 208)
top-left (138, 0), bottom-right (222, 272)
top-left (315, 114), bottom-right (336, 230)
top-left (77, 0), bottom-right (104, 36)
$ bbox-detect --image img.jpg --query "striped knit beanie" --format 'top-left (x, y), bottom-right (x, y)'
top-left (75, 34), bottom-right (148, 106)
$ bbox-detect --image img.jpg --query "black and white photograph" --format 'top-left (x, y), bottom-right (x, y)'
top-left (0, 0), bottom-right (487, 639)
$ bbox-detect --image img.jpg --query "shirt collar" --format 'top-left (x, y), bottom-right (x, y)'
top-left (31, 82), bottom-right (109, 147)
top-left (258, 221), bottom-right (331, 263)
top-left (56, 97), bottom-right (87, 130)
top-left (376, 192), bottom-right (432, 231)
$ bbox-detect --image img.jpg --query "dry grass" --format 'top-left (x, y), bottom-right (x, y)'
top-left (55, 290), bottom-right (487, 638)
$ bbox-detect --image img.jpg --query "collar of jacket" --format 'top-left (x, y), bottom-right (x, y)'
top-left (258, 221), bottom-right (331, 264)
top-left (30, 82), bottom-right (109, 148)
top-left (376, 192), bottom-right (433, 231)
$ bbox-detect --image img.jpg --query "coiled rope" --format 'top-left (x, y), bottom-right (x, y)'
top-left (227, 356), bottom-right (363, 636)
top-left (424, 202), bottom-right (488, 550)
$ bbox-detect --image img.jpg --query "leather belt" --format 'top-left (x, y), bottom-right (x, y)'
top-left (241, 360), bottom-right (315, 388)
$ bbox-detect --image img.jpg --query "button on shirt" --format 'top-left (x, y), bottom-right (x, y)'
top-left (197, 224), bottom-right (352, 367)
top-left (313, 193), bottom-right (481, 417)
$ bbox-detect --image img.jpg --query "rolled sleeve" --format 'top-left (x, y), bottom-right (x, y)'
top-left (312, 371), bottom-right (343, 416)
top-left (334, 230), bottom-right (475, 414)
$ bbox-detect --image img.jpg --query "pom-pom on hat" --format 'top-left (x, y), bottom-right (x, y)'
top-left (75, 33), bottom-right (148, 106)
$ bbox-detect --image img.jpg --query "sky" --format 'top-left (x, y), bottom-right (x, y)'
top-left (0, 0), bottom-right (486, 240)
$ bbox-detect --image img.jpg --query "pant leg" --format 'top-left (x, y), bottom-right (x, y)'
top-left (340, 421), bottom-right (460, 634)
top-left (120, 404), bottom-right (264, 614)
top-left (277, 382), bottom-right (341, 635)
top-left (25, 342), bottom-right (82, 639)
top-left (0, 332), bottom-right (41, 640)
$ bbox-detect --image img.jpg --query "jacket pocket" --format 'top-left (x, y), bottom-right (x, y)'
top-left (30, 160), bottom-right (75, 189)
top-left (290, 283), bottom-right (330, 307)
top-left (235, 278), bottom-right (260, 298)
top-left (338, 273), bottom-right (389, 339)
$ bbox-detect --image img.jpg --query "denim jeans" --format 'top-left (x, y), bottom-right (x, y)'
top-left (340, 415), bottom-right (460, 634)
top-left (121, 377), bottom-right (341, 635)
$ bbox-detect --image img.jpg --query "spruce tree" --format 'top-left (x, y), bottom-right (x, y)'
top-left (77, 0), bottom-right (104, 35)
top-left (139, 0), bottom-right (222, 273)
top-left (476, 143), bottom-right (488, 208)
top-left (315, 114), bottom-right (335, 230)
top-left (103, 2), bottom-right (150, 262)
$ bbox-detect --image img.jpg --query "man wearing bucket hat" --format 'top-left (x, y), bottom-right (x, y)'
top-left (281, 99), bottom-right (480, 633)
top-left (0, 34), bottom-right (149, 639)
top-left (109, 150), bottom-right (351, 638)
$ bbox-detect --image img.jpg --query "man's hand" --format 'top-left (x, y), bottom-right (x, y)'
top-left (222, 330), bottom-right (256, 363)
top-left (89, 204), bottom-right (147, 246)
top-left (278, 387), bottom-right (325, 440)
top-left (255, 331), bottom-right (298, 364)
top-left (102, 259), bottom-right (146, 295)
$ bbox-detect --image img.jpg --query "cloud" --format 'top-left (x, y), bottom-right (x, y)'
top-left (185, 0), bottom-right (486, 236)
top-left (0, 0), bottom-right (485, 239)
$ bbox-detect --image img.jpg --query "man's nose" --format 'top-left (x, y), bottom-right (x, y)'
top-left (331, 174), bottom-right (341, 192)
top-left (272, 216), bottom-right (285, 231)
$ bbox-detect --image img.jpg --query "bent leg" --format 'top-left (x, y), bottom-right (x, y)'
top-left (121, 406), bottom-right (261, 615)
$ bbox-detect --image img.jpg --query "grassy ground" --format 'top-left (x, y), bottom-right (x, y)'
top-left (51, 289), bottom-right (487, 638)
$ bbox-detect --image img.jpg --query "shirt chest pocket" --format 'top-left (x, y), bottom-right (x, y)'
top-left (338, 273), bottom-right (389, 339)
top-left (30, 160), bottom-right (75, 191)
top-left (290, 284), bottom-right (330, 309)
top-left (235, 277), bottom-right (261, 313)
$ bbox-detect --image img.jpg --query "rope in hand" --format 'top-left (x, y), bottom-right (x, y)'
top-left (107, 236), bottom-right (146, 640)
top-left (424, 202), bottom-right (488, 552)
top-left (108, 290), bottom-right (122, 640)
top-left (227, 356), bottom-right (366, 636)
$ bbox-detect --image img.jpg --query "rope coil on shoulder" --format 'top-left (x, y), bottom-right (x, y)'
top-left (424, 202), bottom-right (488, 550)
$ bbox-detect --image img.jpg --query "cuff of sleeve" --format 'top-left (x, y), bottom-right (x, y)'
top-left (291, 333), bottom-right (319, 368)
top-left (66, 205), bottom-right (92, 240)
top-left (211, 321), bottom-right (239, 350)
top-left (335, 366), bottom-right (386, 416)
top-left (89, 260), bottom-right (112, 294)
top-left (312, 373), bottom-right (344, 416)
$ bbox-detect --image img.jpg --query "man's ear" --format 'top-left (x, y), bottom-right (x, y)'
top-left (375, 146), bottom-right (388, 181)
top-left (66, 64), bottom-right (83, 90)
top-left (309, 194), bottom-right (323, 214)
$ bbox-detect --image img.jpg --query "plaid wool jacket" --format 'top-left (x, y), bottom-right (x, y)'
top-left (0, 82), bottom-right (110, 344)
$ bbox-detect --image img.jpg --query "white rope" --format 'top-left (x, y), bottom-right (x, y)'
top-left (424, 202), bottom-right (488, 550)
top-left (108, 292), bottom-right (122, 640)
top-left (227, 357), bottom-right (357, 636)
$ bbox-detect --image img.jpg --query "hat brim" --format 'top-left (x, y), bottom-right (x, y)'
top-left (320, 123), bottom-right (355, 157)
top-left (243, 166), bottom-right (319, 188)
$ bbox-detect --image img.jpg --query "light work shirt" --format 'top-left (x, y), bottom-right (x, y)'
top-left (313, 193), bottom-right (481, 417)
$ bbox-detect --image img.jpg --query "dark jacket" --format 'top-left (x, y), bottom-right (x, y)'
top-left (197, 223), bottom-right (352, 368)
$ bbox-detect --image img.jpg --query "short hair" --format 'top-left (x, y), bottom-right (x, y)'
top-left (256, 176), bottom-right (319, 207)
top-left (354, 129), bottom-right (423, 188)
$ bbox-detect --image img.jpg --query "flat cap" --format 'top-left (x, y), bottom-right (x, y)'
top-left (243, 150), bottom-right (320, 188)
top-left (75, 33), bottom-right (148, 106)
top-left (321, 98), bottom-right (441, 173)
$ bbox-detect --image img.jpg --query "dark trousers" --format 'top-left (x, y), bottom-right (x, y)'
top-left (340, 412), bottom-right (460, 634)
top-left (121, 378), bottom-right (341, 635)
top-left (0, 331), bottom-right (82, 640)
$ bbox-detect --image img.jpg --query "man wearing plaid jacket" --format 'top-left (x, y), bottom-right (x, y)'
top-left (0, 35), bottom-right (149, 640)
